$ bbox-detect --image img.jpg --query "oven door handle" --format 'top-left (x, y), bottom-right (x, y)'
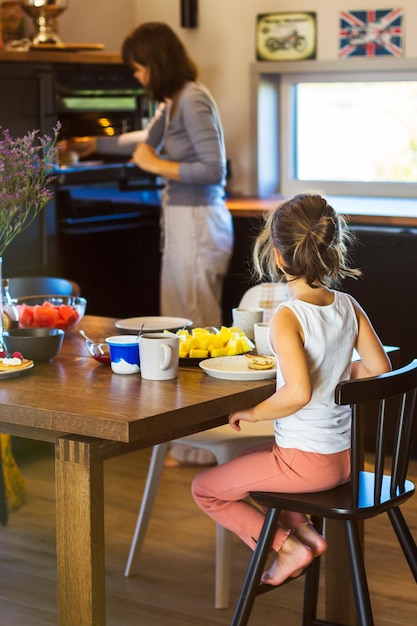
top-left (119, 164), bottom-right (164, 192)
top-left (118, 178), bottom-right (165, 192)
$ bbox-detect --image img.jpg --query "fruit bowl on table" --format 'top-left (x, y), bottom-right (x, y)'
top-left (15, 295), bottom-right (87, 333)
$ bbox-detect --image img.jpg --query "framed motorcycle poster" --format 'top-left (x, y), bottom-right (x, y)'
top-left (256, 12), bottom-right (317, 61)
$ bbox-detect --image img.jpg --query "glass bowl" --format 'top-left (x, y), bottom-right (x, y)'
top-left (85, 340), bottom-right (110, 365)
top-left (16, 295), bottom-right (87, 333)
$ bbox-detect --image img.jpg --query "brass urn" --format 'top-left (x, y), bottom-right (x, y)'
top-left (20, 0), bottom-right (68, 45)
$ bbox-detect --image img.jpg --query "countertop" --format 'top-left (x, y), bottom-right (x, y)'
top-left (0, 49), bottom-right (121, 64)
top-left (226, 196), bottom-right (417, 227)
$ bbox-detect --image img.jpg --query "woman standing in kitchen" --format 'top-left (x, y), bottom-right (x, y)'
top-left (121, 22), bottom-right (233, 330)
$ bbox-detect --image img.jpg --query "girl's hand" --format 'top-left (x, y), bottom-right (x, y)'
top-left (228, 409), bottom-right (257, 432)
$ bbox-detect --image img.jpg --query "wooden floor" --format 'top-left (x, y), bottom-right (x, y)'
top-left (0, 443), bottom-right (416, 625)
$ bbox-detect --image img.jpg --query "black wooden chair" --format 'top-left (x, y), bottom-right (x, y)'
top-left (7, 276), bottom-right (80, 299)
top-left (231, 360), bottom-right (417, 626)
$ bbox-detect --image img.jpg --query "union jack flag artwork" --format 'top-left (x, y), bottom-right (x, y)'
top-left (339, 7), bottom-right (404, 58)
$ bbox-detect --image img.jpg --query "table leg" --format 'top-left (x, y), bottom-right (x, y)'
top-left (55, 437), bottom-right (106, 626)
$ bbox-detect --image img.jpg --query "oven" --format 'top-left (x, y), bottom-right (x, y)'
top-left (52, 62), bottom-right (163, 318)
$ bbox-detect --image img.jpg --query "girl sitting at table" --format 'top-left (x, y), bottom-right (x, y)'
top-left (192, 193), bottom-right (391, 585)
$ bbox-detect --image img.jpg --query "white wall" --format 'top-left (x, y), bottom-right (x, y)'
top-left (58, 0), bottom-right (137, 54)
top-left (59, 0), bottom-right (417, 196)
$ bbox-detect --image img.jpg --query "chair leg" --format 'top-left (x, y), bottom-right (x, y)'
top-left (387, 507), bottom-right (417, 581)
top-left (231, 508), bottom-right (281, 626)
top-left (124, 443), bottom-right (168, 576)
top-left (215, 523), bottom-right (232, 609)
top-left (344, 519), bottom-right (374, 626)
top-left (302, 517), bottom-right (323, 626)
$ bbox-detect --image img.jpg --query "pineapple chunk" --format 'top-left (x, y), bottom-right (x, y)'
top-left (189, 349), bottom-right (209, 359)
top-left (210, 347), bottom-right (228, 357)
top-left (207, 335), bottom-right (223, 350)
top-left (226, 339), bottom-right (240, 355)
top-left (218, 326), bottom-right (232, 344)
top-left (237, 336), bottom-right (255, 353)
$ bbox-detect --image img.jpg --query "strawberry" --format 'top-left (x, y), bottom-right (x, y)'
top-left (12, 351), bottom-right (24, 360)
top-left (0, 351), bottom-right (6, 358)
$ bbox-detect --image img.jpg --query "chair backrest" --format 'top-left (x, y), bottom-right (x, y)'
top-left (335, 359), bottom-right (417, 506)
top-left (239, 283), bottom-right (288, 323)
top-left (7, 277), bottom-right (81, 299)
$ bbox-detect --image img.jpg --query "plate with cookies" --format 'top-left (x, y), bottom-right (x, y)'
top-left (199, 354), bottom-right (276, 381)
top-left (0, 352), bottom-right (34, 379)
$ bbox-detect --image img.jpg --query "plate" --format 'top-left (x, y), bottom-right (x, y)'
top-left (115, 316), bottom-right (193, 333)
top-left (199, 355), bottom-right (277, 381)
top-left (0, 361), bottom-right (34, 380)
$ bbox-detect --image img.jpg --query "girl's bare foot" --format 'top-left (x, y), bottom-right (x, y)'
top-left (261, 535), bottom-right (313, 586)
top-left (295, 523), bottom-right (327, 557)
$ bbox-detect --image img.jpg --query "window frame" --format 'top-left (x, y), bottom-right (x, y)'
top-left (250, 59), bottom-right (417, 199)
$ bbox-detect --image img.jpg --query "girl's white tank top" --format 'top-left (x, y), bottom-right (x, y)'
top-left (274, 290), bottom-right (358, 454)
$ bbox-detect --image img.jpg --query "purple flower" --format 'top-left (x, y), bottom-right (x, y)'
top-left (0, 123), bottom-right (61, 256)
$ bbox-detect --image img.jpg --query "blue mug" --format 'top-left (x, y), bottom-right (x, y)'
top-left (105, 335), bottom-right (140, 374)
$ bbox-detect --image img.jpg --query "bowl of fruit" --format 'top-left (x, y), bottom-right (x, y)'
top-left (15, 295), bottom-right (87, 333)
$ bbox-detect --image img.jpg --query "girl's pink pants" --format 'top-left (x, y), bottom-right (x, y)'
top-left (192, 440), bottom-right (350, 552)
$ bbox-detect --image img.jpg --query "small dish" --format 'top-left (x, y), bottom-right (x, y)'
top-left (199, 355), bottom-right (277, 381)
top-left (0, 361), bottom-right (34, 380)
top-left (87, 343), bottom-right (110, 364)
top-left (79, 330), bottom-right (110, 364)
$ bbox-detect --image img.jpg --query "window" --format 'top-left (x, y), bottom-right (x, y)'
top-left (296, 81), bottom-right (417, 183)
top-left (252, 61), bottom-right (417, 199)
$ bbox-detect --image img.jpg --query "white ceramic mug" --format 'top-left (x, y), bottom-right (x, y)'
top-left (232, 307), bottom-right (264, 340)
top-left (254, 322), bottom-right (273, 356)
top-left (139, 332), bottom-right (180, 380)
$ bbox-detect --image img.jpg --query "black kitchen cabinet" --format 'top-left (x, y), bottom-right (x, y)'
top-left (221, 215), bottom-right (263, 325)
top-left (342, 225), bottom-right (417, 365)
top-left (1, 54), bottom-right (160, 305)
top-left (58, 202), bottom-right (161, 319)
top-left (223, 217), bottom-right (417, 366)
top-left (0, 61), bottom-right (57, 277)
top-left (0, 62), bottom-right (55, 137)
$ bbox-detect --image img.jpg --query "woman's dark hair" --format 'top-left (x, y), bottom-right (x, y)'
top-left (253, 193), bottom-right (361, 288)
top-left (122, 22), bottom-right (198, 101)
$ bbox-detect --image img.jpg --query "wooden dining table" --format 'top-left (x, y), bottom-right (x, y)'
top-left (0, 315), bottom-right (276, 626)
top-left (0, 314), bottom-right (400, 625)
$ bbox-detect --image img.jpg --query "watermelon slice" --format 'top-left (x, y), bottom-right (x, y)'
top-left (17, 301), bottom-right (81, 332)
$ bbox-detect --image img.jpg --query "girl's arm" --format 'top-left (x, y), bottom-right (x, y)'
top-left (349, 296), bottom-right (392, 380)
top-left (229, 307), bottom-right (312, 431)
